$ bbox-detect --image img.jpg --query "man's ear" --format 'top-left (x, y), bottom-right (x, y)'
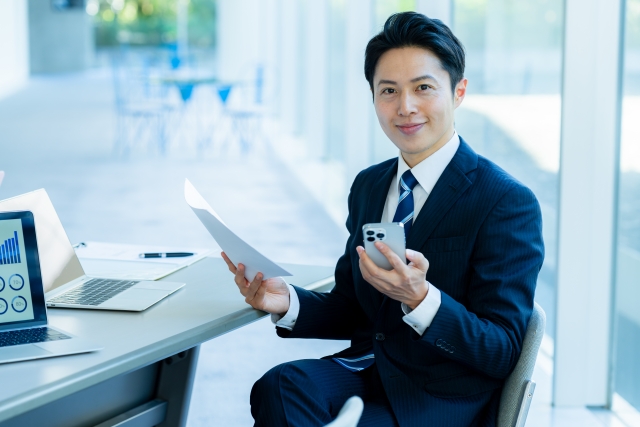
top-left (453, 78), bottom-right (468, 109)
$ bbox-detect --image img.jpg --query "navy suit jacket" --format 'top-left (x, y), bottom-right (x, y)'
top-left (278, 138), bottom-right (544, 426)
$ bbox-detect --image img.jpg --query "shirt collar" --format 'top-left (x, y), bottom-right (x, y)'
top-left (396, 131), bottom-right (460, 195)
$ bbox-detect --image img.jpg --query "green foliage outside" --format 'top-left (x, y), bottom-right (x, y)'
top-left (373, 0), bottom-right (416, 30)
top-left (93, 0), bottom-right (216, 48)
top-left (627, 0), bottom-right (640, 48)
top-left (454, 0), bottom-right (564, 50)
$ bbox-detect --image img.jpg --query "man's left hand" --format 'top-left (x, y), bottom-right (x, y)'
top-left (357, 243), bottom-right (430, 310)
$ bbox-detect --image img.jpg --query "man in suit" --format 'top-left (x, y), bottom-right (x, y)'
top-left (222, 11), bottom-right (544, 427)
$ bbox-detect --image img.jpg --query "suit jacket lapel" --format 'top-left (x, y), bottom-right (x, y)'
top-left (365, 158), bottom-right (398, 224)
top-left (407, 138), bottom-right (478, 249)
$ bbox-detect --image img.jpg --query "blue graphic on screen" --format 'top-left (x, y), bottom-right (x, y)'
top-left (0, 231), bottom-right (21, 265)
top-left (0, 219), bottom-right (34, 323)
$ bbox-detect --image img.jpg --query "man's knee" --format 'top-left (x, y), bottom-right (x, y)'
top-left (252, 362), bottom-right (285, 402)
top-left (251, 362), bottom-right (307, 424)
top-left (251, 361), bottom-right (305, 402)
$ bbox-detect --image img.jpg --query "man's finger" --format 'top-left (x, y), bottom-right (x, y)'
top-left (252, 282), bottom-right (267, 307)
top-left (358, 248), bottom-right (377, 276)
top-left (359, 248), bottom-right (392, 283)
top-left (406, 249), bottom-right (429, 272)
top-left (221, 252), bottom-right (237, 274)
top-left (375, 242), bottom-right (407, 272)
top-left (236, 263), bottom-right (249, 288)
top-left (245, 272), bottom-right (264, 301)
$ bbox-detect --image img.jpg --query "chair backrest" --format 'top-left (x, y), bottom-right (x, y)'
top-left (324, 396), bottom-right (364, 427)
top-left (498, 302), bottom-right (546, 427)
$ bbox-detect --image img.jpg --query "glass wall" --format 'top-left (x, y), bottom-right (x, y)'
top-left (613, 0), bottom-right (640, 414)
top-left (452, 0), bottom-right (564, 339)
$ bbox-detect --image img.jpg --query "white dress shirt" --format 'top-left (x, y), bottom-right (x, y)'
top-left (273, 131), bottom-right (461, 336)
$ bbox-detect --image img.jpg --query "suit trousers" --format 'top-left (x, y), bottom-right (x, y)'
top-left (250, 359), bottom-right (399, 427)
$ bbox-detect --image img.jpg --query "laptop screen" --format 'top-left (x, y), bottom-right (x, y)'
top-left (0, 189), bottom-right (85, 293)
top-left (0, 211), bottom-right (47, 331)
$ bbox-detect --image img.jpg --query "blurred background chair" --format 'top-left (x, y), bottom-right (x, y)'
top-left (498, 303), bottom-right (546, 427)
top-left (214, 64), bottom-right (267, 155)
top-left (111, 48), bottom-right (178, 156)
top-left (324, 396), bottom-right (364, 427)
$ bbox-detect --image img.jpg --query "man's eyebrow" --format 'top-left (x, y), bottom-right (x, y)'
top-left (377, 79), bottom-right (397, 86)
top-left (377, 75), bottom-right (439, 87)
top-left (411, 74), bottom-right (437, 83)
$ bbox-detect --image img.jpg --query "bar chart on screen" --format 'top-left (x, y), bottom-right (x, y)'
top-left (0, 231), bottom-right (22, 265)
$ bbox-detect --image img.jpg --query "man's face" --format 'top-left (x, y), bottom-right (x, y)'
top-left (372, 46), bottom-right (467, 167)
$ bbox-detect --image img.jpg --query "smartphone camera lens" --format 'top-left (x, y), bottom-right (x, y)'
top-left (367, 237), bottom-right (375, 242)
top-left (377, 233), bottom-right (385, 239)
top-left (366, 230), bottom-right (374, 236)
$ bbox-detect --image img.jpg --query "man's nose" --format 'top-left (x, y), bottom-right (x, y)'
top-left (397, 91), bottom-right (418, 116)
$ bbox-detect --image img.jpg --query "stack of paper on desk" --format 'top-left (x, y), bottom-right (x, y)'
top-left (76, 242), bottom-right (212, 281)
top-left (184, 179), bottom-right (292, 281)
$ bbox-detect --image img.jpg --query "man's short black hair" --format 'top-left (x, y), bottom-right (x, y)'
top-left (364, 12), bottom-right (465, 95)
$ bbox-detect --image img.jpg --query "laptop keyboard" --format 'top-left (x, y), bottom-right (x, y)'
top-left (0, 327), bottom-right (71, 348)
top-left (48, 278), bottom-right (139, 306)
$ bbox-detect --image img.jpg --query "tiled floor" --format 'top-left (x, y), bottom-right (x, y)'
top-left (0, 71), bottom-right (636, 426)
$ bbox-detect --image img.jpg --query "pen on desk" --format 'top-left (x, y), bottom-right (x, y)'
top-left (139, 252), bottom-right (195, 258)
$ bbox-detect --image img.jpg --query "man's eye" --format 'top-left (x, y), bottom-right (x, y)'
top-left (382, 88), bottom-right (396, 94)
top-left (418, 84), bottom-right (431, 91)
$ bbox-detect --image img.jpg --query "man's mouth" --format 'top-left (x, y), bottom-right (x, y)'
top-left (396, 122), bottom-right (425, 135)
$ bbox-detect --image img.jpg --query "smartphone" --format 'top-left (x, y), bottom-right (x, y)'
top-left (362, 223), bottom-right (406, 271)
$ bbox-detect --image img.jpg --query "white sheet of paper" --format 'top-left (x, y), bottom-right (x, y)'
top-left (184, 179), bottom-right (292, 280)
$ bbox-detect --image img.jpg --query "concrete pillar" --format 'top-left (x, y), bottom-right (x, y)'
top-left (0, 0), bottom-right (29, 98)
top-left (553, 0), bottom-right (624, 408)
top-left (27, 0), bottom-right (93, 74)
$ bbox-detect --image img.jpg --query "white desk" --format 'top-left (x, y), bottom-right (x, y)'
top-left (0, 257), bottom-right (334, 427)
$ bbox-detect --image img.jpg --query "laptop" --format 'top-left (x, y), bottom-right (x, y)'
top-left (0, 211), bottom-right (101, 364)
top-left (0, 189), bottom-right (185, 312)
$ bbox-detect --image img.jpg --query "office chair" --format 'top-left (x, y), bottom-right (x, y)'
top-left (324, 396), bottom-right (364, 427)
top-left (498, 302), bottom-right (546, 427)
top-left (322, 304), bottom-right (545, 427)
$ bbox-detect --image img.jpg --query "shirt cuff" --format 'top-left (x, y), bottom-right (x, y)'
top-left (271, 284), bottom-right (300, 330)
top-left (401, 282), bottom-right (442, 336)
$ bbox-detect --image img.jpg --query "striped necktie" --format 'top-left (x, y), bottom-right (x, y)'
top-left (331, 171), bottom-right (420, 373)
top-left (393, 169), bottom-right (419, 237)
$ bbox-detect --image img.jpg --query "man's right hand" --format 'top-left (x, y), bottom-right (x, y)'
top-left (221, 252), bottom-right (290, 316)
